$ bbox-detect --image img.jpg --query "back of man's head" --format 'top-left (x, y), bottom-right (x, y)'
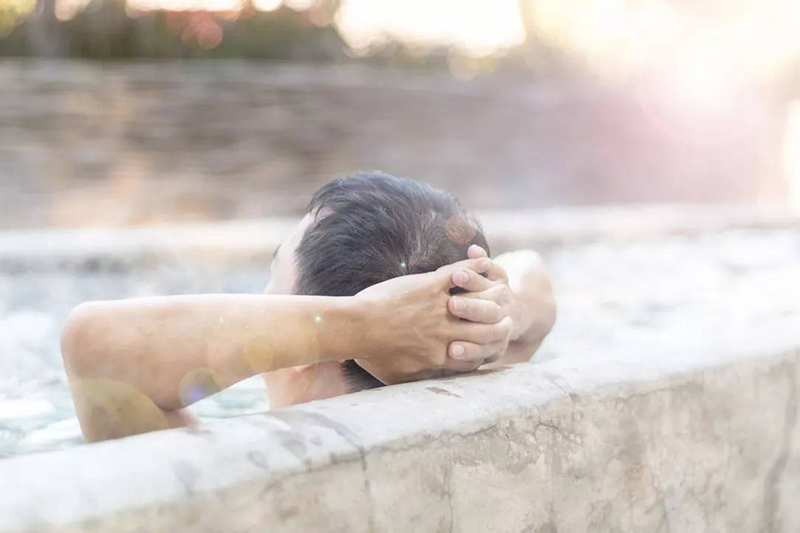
top-left (293, 172), bottom-right (490, 389)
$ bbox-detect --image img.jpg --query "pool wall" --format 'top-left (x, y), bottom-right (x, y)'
top-left (1, 205), bottom-right (799, 532)
top-left (1, 325), bottom-right (798, 532)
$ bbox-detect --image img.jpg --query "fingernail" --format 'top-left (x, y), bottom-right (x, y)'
top-left (451, 344), bottom-right (465, 357)
top-left (454, 270), bottom-right (469, 285)
top-left (452, 298), bottom-right (466, 312)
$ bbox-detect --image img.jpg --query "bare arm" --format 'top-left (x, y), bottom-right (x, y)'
top-left (495, 249), bottom-right (557, 363)
top-left (62, 258), bottom-right (510, 441)
top-left (446, 246), bottom-right (557, 366)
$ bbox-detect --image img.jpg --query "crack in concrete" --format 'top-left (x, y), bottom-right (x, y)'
top-left (763, 357), bottom-right (798, 533)
top-left (533, 422), bottom-right (570, 445)
top-left (444, 466), bottom-right (455, 533)
top-left (262, 411), bottom-right (378, 533)
top-left (542, 373), bottom-right (572, 397)
top-left (647, 470), bottom-right (672, 533)
top-left (248, 352), bottom-right (800, 533)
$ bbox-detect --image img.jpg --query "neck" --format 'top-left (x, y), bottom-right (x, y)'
top-left (267, 362), bottom-right (350, 408)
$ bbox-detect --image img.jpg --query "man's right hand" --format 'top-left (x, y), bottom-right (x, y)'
top-left (353, 257), bottom-right (513, 385)
top-left (447, 245), bottom-right (557, 366)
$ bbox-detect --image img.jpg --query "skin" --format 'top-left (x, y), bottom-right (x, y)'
top-left (62, 212), bottom-right (556, 442)
top-left (265, 214), bottom-right (557, 407)
top-left (61, 217), bottom-right (514, 442)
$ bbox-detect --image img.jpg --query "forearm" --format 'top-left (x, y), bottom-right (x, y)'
top-left (497, 250), bottom-right (557, 356)
top-left (62, 294), bottom-right (366, 412)
top-left (62, 257), bottom-right (509, 441)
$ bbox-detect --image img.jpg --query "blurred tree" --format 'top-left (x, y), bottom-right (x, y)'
top-left (516, 0), bottom-right (579, 78)
top-left (308, 0), bottom-right (339, 26)
top-left (73, 0), bottom-right (133, 58)
top-left (25, 0), bottom-right (64, 55)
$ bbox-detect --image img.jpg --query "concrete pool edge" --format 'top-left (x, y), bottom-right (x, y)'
top-left (0, 204), bottom-right (797, 268)
top-left (1, 318), bottom-right (798, 533)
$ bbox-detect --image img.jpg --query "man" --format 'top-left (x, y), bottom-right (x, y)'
top-left (61, 173), bottom-right (555, 442)
top-left (263, 173), bottom-right (556, 407)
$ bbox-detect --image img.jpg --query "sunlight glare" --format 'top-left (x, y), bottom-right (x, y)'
top-left (335, 0), bottom-right (525, 57)
top-left (285, 0), bottom-right (314, 10)
top-left (253, 0), bottom-right (281, 11)
top-left (785, 102), bottom-right (800, 212)
top-left (668, 45), bottom-right (736, 111)
top-left (129, 0), bottom-right (241, 12)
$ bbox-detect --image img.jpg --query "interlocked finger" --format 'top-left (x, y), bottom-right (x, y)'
top-left (448, 296), bottom-right (507, 324)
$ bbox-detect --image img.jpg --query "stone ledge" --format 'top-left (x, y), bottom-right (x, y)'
top-left (1, 318), bottom-right (797, 533)
top-left (0, 204), bottom-right (797, 270)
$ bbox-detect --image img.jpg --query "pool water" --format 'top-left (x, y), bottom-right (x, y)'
top-left (2, 228), bottom-right (799, 458)
top-left (0, 263), bottom-right (273, 458)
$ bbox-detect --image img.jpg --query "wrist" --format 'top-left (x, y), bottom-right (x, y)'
top-left (330, 296), bottom-right (375, 360)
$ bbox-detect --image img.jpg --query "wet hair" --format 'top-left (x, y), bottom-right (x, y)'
top-left (292, 172), bottom-right (489, 391)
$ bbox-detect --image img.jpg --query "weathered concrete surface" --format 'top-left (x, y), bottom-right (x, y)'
top-left (0, 204), bottom-right (796, 267)
top-left (1, 211), bottom-right (799, 531)
top-left (0, 320), bottom-right (798, 532)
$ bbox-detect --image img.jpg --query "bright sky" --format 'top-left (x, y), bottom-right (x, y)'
top-left (528, 0), bottom-right (800, 82)
top-left (335, 0), bottom-right (526, 56)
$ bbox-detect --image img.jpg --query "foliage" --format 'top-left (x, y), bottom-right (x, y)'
top-left (0, 1), bottom-right (346, 60)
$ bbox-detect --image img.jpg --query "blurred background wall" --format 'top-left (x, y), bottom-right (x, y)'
top-left (0, 0), bottom-right (799, 228)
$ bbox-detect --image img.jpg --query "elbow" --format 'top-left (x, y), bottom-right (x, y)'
top-left (61, 301), bottom-right (106, 379)
top-left (534, 272), bottom-right (558, 341)
top-left (519, 266), bottom-right (558, 348)
top-left (541, 292), bottom-right (557, 339)
top-left (521, 250), bottom-right (557, 336)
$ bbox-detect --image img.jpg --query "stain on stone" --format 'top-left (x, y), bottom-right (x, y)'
top-left (522, 520), bottom-right (558, 533)
top-left (274, 430), bottom-right (310, 468)
top-left (426, 386), bottom-right (462, 398)
top-left (277, 504), bottom-right (299, 521)
top-left (259, 479), bottom-right (284, 500)
top-left (269, 410), bottom-right (362, 451)
top-left (247, 450), bottom-right (268, 470)
top-left (542, 372), bottom-right (572, 396)
top-left (174, 460), bottom-right (201, 496)
top-left (268, 410), bottom-right (375, 532)
top-left (538, 520), bottom-right (558, 533)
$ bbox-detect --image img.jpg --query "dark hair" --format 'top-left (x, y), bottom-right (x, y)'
top-left (293, 172), bottom-right (490, 391)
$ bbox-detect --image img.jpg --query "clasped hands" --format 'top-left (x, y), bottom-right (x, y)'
top-left (354, 245), bottom-right (516, 385)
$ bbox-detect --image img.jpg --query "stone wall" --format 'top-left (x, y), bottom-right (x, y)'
top-left (0, 61), bottom-right (789, 228)
top-left (0, 324), bottom-right (797, 532)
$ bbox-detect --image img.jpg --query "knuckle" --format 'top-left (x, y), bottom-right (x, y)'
top-left (477, 258), bottom-right (492, 272)
top-left (495, 300), bottom-right (507, 315)
top-left (498, 284), bottom-right (511, 302)
top-left (491, 302), bottom-right (504, 321)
